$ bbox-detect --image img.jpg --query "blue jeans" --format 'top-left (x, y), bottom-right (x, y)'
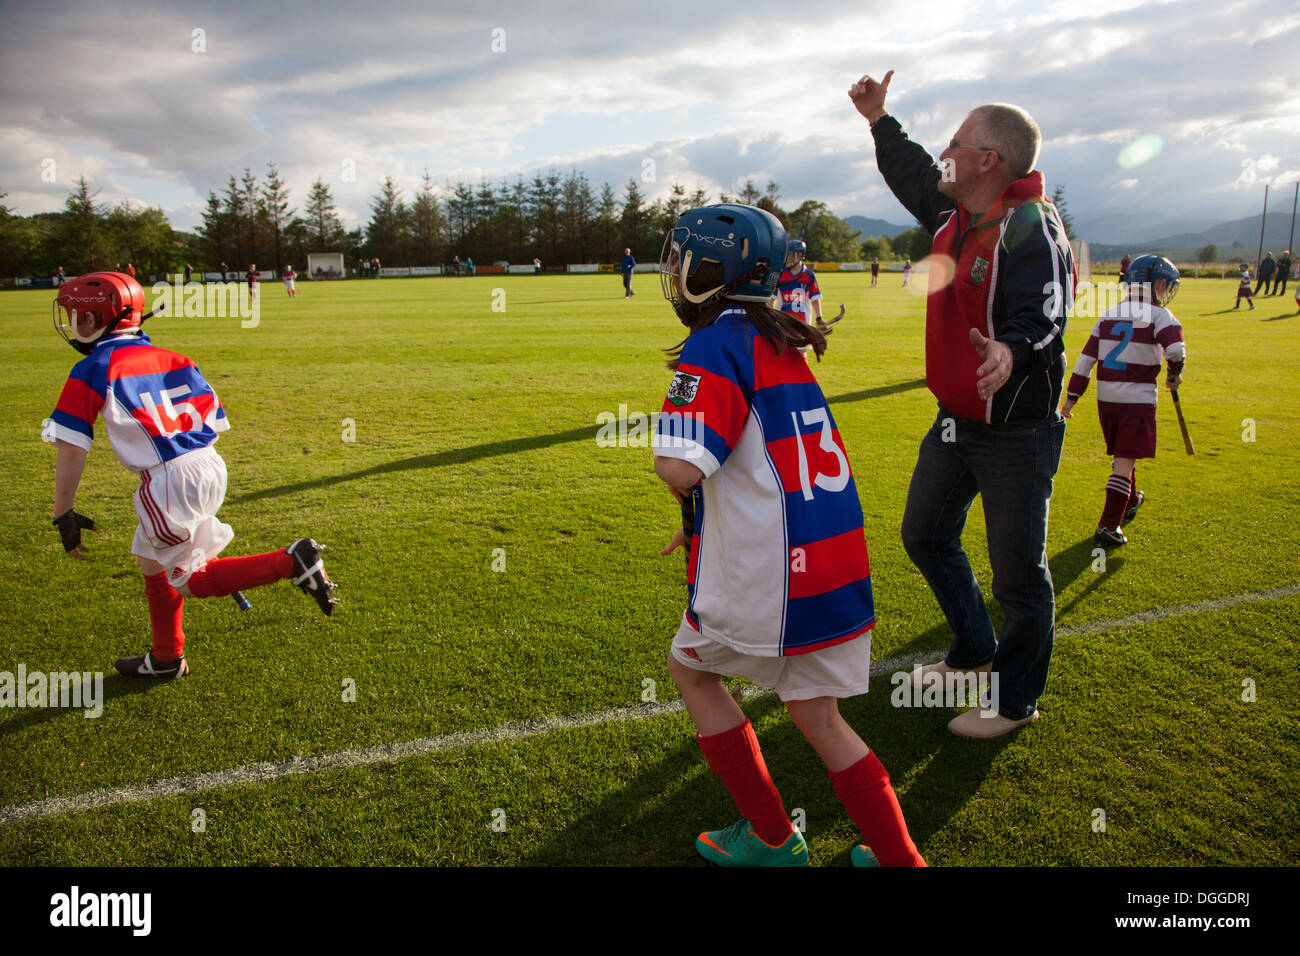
top-left (901, 407), bottom-right (1066, 719)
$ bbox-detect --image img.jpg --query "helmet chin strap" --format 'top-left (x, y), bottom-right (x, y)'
top-left (67, 306), bottom-right (152, 354)
top-left (675, 262), bottom-right (770, 326)
top-left (98, 306), bottom-right (135, 340)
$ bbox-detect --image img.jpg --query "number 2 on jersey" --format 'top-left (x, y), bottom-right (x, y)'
top-left (1102, 321), bottom-right (1134, 370)
top-left (791, 408), bottom-right (849, 501)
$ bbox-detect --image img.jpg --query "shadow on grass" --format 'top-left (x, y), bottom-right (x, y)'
top-left (233, 378), bottom-right (929, 504)
top-left (1052, 536), bottom-right (1124, 622)
top-left (1262, 310), bottom-right (1298, 321)
top-left (0, 674), bottom-right (167, 739)
top-left (827, 378), bottom-right (927, 407)
top-left (518, 681), bottom-right (1008, 867)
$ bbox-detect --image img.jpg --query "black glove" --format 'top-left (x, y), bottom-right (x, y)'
top-left (53, 509), bottom-right (95, 553)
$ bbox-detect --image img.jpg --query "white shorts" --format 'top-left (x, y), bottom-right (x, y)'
top-left (130, 446), bottom-right (234, 587)
top-left (670, 615), bottom-right (872, 702)
top-left (284, 279), bottom-right (295, 291)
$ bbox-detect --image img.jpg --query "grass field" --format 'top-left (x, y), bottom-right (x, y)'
top-left (1, 271), bottom-right (1297, 866)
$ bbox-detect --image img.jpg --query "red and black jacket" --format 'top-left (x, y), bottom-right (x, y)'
top-left (871, 114), bottom-right (1075, 427)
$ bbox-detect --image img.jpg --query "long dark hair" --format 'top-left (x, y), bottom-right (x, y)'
top-left (666, 300), bottom-right (827, 370)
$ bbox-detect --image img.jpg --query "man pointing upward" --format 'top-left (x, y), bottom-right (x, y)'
top-left (848, 71), bottom-right (1075, 739)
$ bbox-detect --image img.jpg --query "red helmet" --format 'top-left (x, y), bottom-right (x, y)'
top-left (54, 272), bottom-right (147, 354)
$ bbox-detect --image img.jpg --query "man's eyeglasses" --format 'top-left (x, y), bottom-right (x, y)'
top-left (948, 138), bottom-right (1004, 162)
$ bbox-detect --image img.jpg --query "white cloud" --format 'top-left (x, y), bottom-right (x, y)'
top-left (0, 0), bottom-right (1296, 236)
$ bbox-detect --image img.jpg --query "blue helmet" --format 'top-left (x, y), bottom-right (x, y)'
top-left (1123, 254), bottom-right (1180, 306)
top-left (660, 204), bottom-right (786, 322)
top-left (785, 239), bottom-right (807, 268)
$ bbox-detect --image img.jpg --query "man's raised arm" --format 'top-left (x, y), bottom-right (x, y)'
top-left (848, 70), bottom-right (949, 235)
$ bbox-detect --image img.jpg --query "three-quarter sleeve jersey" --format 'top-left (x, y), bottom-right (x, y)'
top-left (42, 333), bottom-right (229, 472)
top-left (1067, 299), bottom-right (1185, 414)
top-left (775, 267), bottom-right (821, 322)
top-left (654, 306), bottom-right (875, 657)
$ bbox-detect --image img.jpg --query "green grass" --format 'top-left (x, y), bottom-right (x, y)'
top-left (0, 273), bottom-right (1297, 866)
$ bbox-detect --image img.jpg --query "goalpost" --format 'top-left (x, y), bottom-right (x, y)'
top-left (306, 252), bottom-right (345, 279)
top-left (1070, 240), bottom-right (1091, 284)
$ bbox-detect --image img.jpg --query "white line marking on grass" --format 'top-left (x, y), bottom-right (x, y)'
top-left (1055, 583), bottom-right (1300, 636)
top-left (3, 583), bottom-right (1297, 827)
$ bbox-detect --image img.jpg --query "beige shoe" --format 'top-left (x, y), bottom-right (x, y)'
top-left (908, 659), bottom-right (992, 691)
top-left (948, 706), bottom-right (1039, 739)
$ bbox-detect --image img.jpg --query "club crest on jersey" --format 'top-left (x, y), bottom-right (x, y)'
top-left (667, 371), bottom-right (701, 406)
top-left (971, 258), bottom-right (989, 284)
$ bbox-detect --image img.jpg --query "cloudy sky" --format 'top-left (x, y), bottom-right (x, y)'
top-left (2, 0), bottom-right (1297, 238)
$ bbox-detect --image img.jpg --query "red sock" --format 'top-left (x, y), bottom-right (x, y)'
top-left (143, 572), bottom-right (185, 662)
top-left (1127, 466), bottom-right (1139, 510)
top-left (830, 752), bottom-right (926, 867)
top-left (697, 720), bottom-right (793, 846)
top-left (1100, 473), bottom-right (1131, 530)
top-left (186, 551), bottom-right (293, 598)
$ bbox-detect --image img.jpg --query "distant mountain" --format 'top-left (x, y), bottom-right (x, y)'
top-left (1075, 213), bottom-right (1222, 245)
top-left (1143, 212), bottom-right (1298, 251)
top-left (1089, 211), bottom-right (1299, 263)
top-left (844, 215), bottom-right (913, 238)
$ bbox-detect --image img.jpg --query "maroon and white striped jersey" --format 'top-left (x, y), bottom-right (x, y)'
top-left (1067, 297), bottom-right (1185, 414)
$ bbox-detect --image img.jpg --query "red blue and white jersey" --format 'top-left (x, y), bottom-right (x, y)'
top-left (41, 332), bottom-right (229, 473)
top-left (775, 266), bottom-right (821, 322)
top-left (246, 269), bottom-right (260, 285)
top-left (654, 306), bottom-right (875, 657)
top-left (1067, 298), bottom-right (1185, 415)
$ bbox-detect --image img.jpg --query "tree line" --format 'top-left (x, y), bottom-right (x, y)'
top-left (2, 166), bottom-right (901, 278)
top-left (0, 181), bottom-right (199, 279)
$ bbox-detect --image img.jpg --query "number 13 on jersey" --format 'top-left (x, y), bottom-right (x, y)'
top-left (790, 407), bottom-right (850, 500)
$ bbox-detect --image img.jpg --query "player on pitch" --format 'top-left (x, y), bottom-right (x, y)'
top-left (43, 272), bottom-right (336, 679)
top-left (1060, 255), bottom-right (1186, 547)
top-left (653, 204), bottom-right (925, 867)
top-left (773, 239), bottom-right (824, 329)
top-left (1234, 262), bottom-right (1254, 310)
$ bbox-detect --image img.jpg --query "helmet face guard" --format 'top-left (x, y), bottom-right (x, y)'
top-left (660, 204), bottom-right (785, 324)
top-left (53, 272), bottom-right (146, 354)
top-left (1123, 254), bottom-right (1181, 307)
top-left (784, 239), bottom-right (807, 270)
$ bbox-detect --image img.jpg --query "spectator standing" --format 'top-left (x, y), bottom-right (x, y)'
top-left (1272, 250), bottom-right (1291, 296)
top-left (1255, 252), bottom-right (1275, 295)
top-left (621, 247), bottom-right (636, 297)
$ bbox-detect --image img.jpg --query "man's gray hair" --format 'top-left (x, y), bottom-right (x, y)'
top-left (971, 104), bottom-right (1041, 180)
